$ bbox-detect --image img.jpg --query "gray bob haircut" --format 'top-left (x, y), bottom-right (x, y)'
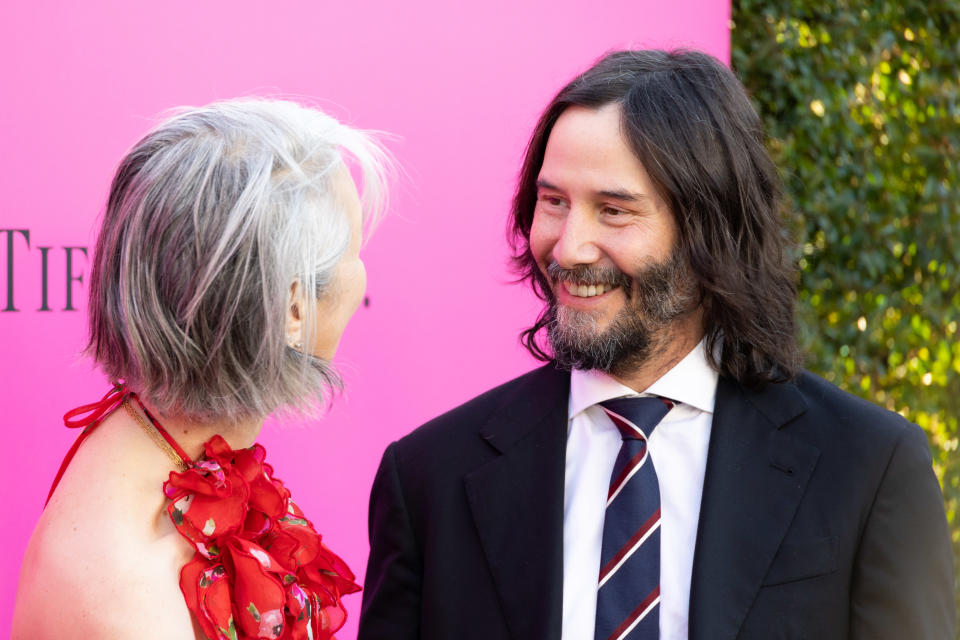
top-left (87, 98), bottom-right (392, 423)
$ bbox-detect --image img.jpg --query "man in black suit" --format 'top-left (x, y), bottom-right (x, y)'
top-left (358, 50), bottom-right (954, 640)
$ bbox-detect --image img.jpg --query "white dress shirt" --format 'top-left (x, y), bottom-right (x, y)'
top-left (561, 341), bottom-right (718, 640)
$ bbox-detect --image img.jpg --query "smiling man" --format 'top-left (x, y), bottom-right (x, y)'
top-left (358, 50), bottom-right (954, 640)
top-left (530, 102), bottom-right (701, 390)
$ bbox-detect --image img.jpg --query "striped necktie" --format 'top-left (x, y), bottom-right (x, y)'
top-left (594, 396), bottom-right (675, 640)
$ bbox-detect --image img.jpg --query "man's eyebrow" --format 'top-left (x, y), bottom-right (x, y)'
top-left (596, 188), bottom-right (650, 203)
top-left (536, 179), bottom-right (652, 204)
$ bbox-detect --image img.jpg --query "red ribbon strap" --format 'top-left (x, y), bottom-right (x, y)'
top-left (62, 384), bottom-right (127, 429)
top-left (47, 384), bottom-right (128, 505)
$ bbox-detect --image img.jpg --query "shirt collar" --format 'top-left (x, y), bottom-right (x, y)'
top-left (568, 338), bottom-right (718, 420)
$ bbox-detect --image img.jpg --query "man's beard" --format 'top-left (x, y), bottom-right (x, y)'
top-left (544, 252), bottom-right (699, 376)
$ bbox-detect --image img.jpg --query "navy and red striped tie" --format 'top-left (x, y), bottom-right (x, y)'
top-left (594, 396), bottom-right (675, 640)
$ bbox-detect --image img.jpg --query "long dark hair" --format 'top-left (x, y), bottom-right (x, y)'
top-left (510, 49), bottom-right (801, 388)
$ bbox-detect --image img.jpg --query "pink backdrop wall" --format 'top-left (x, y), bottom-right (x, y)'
top-left (1, 2), bottom-right (729, 636)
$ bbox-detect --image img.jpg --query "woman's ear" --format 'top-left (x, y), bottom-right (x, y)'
top-left (286, 281), bottom-right (304, 351)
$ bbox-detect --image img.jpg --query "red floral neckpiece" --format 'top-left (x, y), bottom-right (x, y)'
top-left (51, 385), bottom-right (361, 640)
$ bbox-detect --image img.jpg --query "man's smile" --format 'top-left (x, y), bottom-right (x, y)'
top-left (561, 281), bottom-right (617, 298)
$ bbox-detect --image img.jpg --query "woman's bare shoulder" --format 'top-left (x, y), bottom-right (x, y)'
top-left (13, 479), bottom-right (197, 638)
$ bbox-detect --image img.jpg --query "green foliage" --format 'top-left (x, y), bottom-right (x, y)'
top-left (732, 0), bottom-right (960, 625)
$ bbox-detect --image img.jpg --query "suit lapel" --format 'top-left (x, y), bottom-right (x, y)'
top-left (689, 376), bottom-right (820, 640)
top-left (464, 364), bottom-right (569, 640)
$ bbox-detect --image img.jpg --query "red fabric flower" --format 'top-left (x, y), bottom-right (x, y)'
top-left (164, 436), bottom-right (360, 640)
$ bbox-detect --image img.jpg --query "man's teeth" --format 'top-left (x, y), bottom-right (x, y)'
top-left (563, 281), bottom-right (614, 297)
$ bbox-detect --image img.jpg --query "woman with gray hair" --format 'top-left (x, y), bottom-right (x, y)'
top-left (12, 98), bottom-right (391, 639)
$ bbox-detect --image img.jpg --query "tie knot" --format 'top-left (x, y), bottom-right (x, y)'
top-left (599, 396), bottom-right (675, 440)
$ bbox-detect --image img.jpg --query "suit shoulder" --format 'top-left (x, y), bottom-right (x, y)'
top-left (792, 369), bottom-right (924, 447)
top-left (394, 363), bottom-right (567, 453)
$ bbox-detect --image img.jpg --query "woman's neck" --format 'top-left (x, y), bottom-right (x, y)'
top-left (136, 400), bottom-right (264, 462)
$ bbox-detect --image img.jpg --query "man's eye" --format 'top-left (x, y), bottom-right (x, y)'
top-left (540, 195), bottom-right (566, 207)
top-left (603, 206), bottom-right (627, 216)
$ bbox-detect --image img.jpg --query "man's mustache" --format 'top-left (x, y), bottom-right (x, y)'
top-left (545, 261), bottom-right (632, 290)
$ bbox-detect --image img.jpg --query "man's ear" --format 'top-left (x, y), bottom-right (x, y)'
top-left (286, 281), bottom-right (304, 350)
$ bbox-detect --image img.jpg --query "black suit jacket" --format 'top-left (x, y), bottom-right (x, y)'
top-left (358, 365), bottom-right (954, 639)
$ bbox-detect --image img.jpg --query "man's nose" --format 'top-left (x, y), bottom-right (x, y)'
top-left (552, 208), bottom-right (601, 268)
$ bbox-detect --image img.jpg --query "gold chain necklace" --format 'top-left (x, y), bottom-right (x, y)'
top-left (122, 399), bottom-right (190, 472)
